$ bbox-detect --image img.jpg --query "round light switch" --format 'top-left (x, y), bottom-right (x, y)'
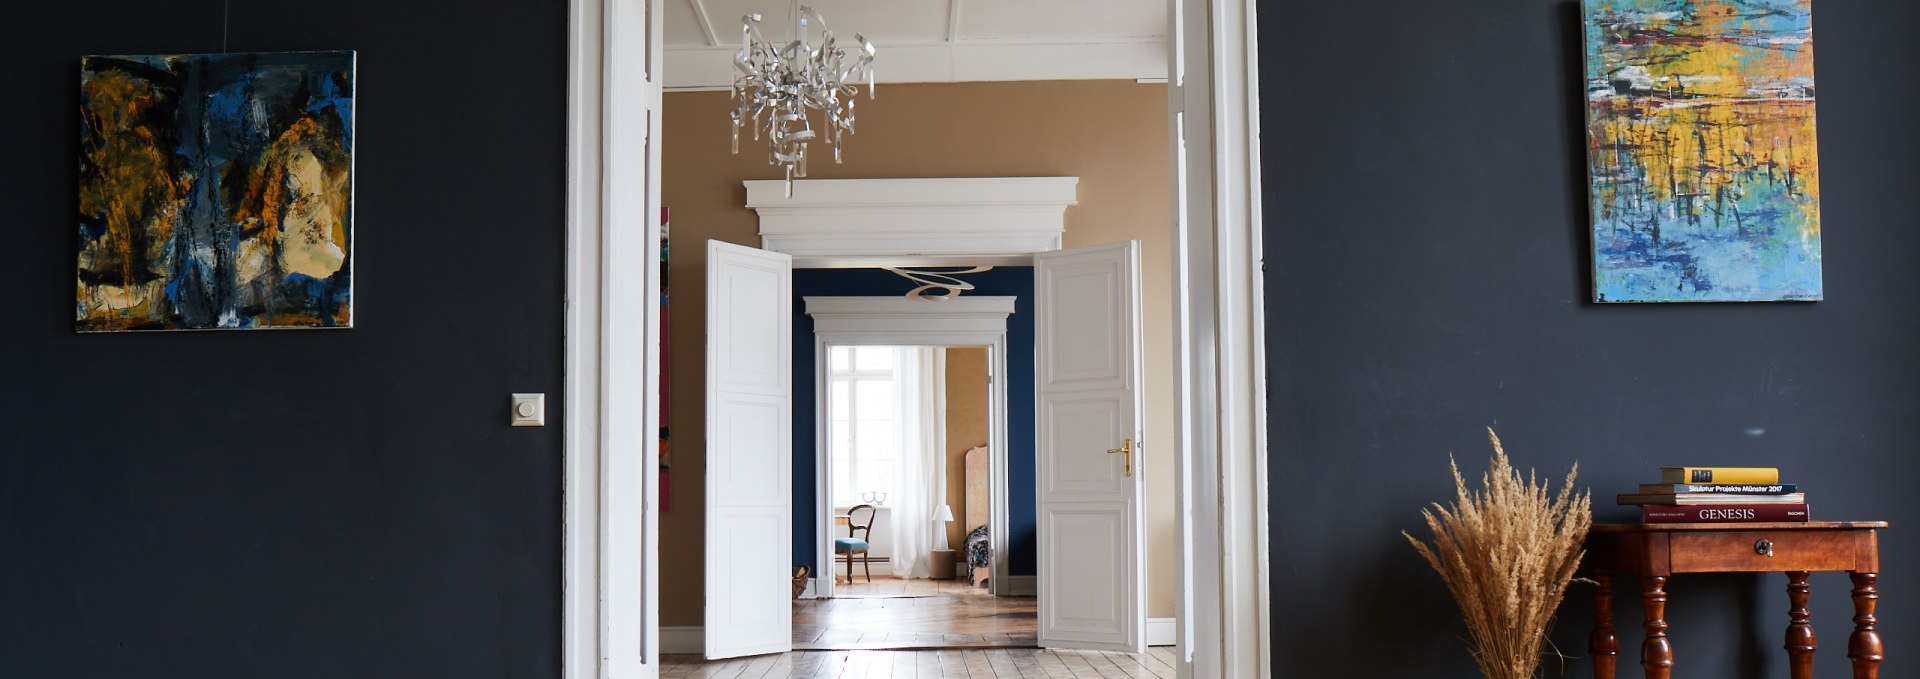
top-left (510, 393), bottom-right (546, 427)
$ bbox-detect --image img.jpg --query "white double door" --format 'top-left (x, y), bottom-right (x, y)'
top-left (703, 239), bottom-right (1147, 659)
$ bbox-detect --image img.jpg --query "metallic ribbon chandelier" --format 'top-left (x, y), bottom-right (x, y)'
top-left (884, 266), bottom-right (993, 302)
top-left (730, 3), bottom-right (876, 189)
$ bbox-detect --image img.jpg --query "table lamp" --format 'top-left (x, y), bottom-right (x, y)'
top-left (934, 504), bottom-right (956, 550)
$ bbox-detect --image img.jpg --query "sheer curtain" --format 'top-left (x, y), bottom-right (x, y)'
top-left (889, 346), bottom-right (946, 579)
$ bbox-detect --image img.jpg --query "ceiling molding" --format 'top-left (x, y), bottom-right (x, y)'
top-left (747, 177), bottom-right (1078, 268)
top-left (666, 39), bottom-right (1165, 89)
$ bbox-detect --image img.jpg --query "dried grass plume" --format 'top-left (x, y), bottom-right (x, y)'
top-left (1403, 428), bottom-right (1593, 679)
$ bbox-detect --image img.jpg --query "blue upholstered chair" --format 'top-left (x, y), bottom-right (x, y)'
top-left (836, 504), bottom-right (877, 584)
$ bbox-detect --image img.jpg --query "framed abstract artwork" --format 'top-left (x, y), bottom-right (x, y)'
top-left (1583, 1), bottom-right (1821, 302)
top-left (78, 50), bottom-right (355, 331)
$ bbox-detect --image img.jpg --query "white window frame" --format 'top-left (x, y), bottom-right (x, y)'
top-left (563, 0), bottom-right (1267, 676)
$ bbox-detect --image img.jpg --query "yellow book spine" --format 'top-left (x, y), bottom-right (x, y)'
top-left (1659, 467), bottom-right (1780, 485)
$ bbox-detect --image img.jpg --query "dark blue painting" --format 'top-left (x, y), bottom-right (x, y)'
top-left (78, 51), bottom-right (355, 331)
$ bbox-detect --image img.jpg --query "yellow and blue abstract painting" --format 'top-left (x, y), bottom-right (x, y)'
top-left (78, 51), bottom-right (354, 331)
top-left (1584, 1), bottom-right (1821, 302)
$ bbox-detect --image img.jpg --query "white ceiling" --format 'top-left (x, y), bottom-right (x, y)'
top-left (664, 0), bottom-right (1169, 89)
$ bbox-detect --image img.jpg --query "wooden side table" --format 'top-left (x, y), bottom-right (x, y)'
top-left (1586, 521), bottom-right (1887, 679)
top-left (929, 549), bottom-right (958, 581)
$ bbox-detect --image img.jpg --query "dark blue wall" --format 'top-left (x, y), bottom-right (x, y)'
top-left (1261, 1), bottom-right (1919, 677)
top-left (1, 2), bottom-right (566, 677)
top-left (791, 268), bottom-right (1037, 577)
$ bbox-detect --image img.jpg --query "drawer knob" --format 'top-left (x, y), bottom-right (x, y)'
top-left (1756, 539), bottom-right (1774, 558)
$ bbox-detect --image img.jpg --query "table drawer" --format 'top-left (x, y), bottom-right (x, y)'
top-left (1669, 531), bottom-right (1858, 573)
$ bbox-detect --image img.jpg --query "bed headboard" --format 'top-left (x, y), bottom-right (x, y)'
top-left (964, 446), bottom-right (989, 532)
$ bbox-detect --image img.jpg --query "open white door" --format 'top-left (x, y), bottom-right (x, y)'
top-left (1034, 240), bottom-right (1148, 653)
top-left (703, 240), bottom-right (794, 659)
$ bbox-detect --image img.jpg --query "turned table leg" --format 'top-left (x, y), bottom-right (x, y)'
top-left (1851, 572), bottom-right (1883, 679)
top-left (1591, 570), bottom-right (1617, 679)
top-left (1641, 575), bottom-right (1673, 679)
top-left (1785, 571), bottom-right (1815, 679)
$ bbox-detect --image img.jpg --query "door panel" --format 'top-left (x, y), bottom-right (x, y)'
top-left (1034, 241), bottom-right (1147, 653)
top-left (704, 240), bottom-right (793, 660)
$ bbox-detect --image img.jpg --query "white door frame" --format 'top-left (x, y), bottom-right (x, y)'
top-left (563, 0), bottom-right (1267, 676)
top-left (804, 296), bottom-right (1014, 601)
top-left (1171, 0), bottom-right (1269, 677)
top-left (564, 0), bottom-right (661, 676)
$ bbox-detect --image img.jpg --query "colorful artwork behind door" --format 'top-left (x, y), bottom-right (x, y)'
top-left (1583, 1), bottom-right (1821, 302)
top-left (77, 51), bottom-right (355, 330)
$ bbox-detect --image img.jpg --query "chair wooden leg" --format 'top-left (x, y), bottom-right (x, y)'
top-left (844, 551), bottom-right (853, 586)
top-left (863, 552), bottom-right (872, 583)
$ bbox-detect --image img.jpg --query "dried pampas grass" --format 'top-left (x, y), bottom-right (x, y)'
top-left (1404, 428), bottom-right (1592, 679)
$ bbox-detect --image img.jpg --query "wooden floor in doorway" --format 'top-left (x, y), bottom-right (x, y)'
top-left (797, 577), bottom-right (1035, 650)
top-left (660, 647), bottom-right (1181, 678)
top-left (827, 575), bottom-right (988, 598)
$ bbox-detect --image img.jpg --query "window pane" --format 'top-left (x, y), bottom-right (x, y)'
top-left (830, 346), bottom-right (853, 371)
top-left (857, 458), bottom-right (893, 502)
top-left (855, 419), bottom-right (896, 457)
top-left (829, 380), bottom-right (850, 421)
top-left (829, 419), bottom-right (852, 460)
top-left (833, 459), bottom-right (854, 507)
top-left (855, 346), bottom-right (895, 371)
top-left (854, 380), bottom-right (894, 422)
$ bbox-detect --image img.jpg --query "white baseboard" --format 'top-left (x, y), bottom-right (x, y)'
top-left (1146, 618), bottom-right (1176, 647)
top-left (1004, 575), bottom-right (1037, 596)
top-left (660, 626), bottom-right (703, 655)
top-left (829, 556), bottom-right (894, 579)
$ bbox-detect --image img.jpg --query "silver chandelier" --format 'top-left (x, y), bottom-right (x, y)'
top-left (730, 4), bottom-right (876, 189)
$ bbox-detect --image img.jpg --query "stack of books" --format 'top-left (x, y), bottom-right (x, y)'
top-left (1617, 466), bottom-right (1810, 524)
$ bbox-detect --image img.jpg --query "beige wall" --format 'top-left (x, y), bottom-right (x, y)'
top-left (661, 80), bottom-right (1174, 625)
top-left (943, 348), bottom-right (989, 551)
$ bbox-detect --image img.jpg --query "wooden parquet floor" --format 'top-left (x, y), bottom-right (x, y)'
top-left (828, 576), bottom-right (988, 599)
top-left (659, 647), bottom-right (1181, 678)
top-left (795, 577), bottom-right (1035, 650)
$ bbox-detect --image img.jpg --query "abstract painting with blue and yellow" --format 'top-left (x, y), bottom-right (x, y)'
top-left (78, 51), bottom-right (354, 331)
top-left (1584, 1), bottom-right (1820, 302)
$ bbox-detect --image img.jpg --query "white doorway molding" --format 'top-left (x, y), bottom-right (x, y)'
top-left (1171, 0), bottom-right (1269, 677)
top-left (564, 0), bottom-right (661, 676)
top-left (745, 177), bottom-right (1079, 268)
top-left (565, 0), bottom-right (1269, 675)
top-left (804, 296), bottom-right (1014, 601)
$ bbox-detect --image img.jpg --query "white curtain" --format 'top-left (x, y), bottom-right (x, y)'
top-left (889, 346), bottom-right (947, 579)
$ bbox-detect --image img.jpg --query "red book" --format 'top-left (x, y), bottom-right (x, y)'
top-left (1642, 503), bottom-right (1810, 523)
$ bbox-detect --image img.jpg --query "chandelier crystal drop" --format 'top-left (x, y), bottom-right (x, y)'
top-left (730, 3), bottom-right (876, 192)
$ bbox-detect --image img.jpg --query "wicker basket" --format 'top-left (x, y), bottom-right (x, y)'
top-left (790, 565), bottom-right (810, 598)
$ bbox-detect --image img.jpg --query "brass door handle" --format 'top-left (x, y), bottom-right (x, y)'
top-left (1107, 438), bottom-right (1134, 477)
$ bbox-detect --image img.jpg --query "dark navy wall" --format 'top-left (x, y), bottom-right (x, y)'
top-left (1, 2), bottom-right (565, 677)
top-left (791, 268), bottom-right (1038, 577)
top-left (1261, 1), bottom-right (1919, 678)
